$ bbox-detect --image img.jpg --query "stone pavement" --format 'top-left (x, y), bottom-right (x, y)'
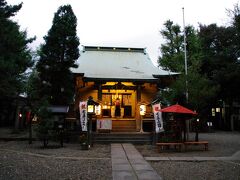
top-left (145, 150), bottom-right (240, 162)
top-left (111, 143), bottom-right (162, 180)
top-left (111, 143), bottom-right (240, 180)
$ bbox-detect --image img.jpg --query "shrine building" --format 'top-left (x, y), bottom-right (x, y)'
top-left (70, 46), bottom-right (176, 132)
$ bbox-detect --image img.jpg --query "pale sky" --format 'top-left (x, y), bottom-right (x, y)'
top-left (7, 0), bottom-right (238, 64)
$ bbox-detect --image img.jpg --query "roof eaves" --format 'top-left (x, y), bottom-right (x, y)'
top-left (83, 77), bottom-right (159, 83)
top-left (153, 73), bottom-right (180, 78)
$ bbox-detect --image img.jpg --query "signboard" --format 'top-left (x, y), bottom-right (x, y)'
top-left (97, 119), bottom-right (112, 130)
top-left (152, 103), bottom-right (164, 133)
top-left (79, 101), bottom-right (88, 131)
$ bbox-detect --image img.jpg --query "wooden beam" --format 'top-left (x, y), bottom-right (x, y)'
top-left (137, 85), bottom-right (141, 103)
top-left (98, 84), bottom-right (102, 101)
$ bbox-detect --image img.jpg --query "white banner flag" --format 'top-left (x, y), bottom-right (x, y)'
top-left (152, 103), bottom-right (164, 133)
top-left (79, 101), bottom-right (88, 131)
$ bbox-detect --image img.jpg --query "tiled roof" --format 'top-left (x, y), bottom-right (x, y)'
top-left (72, 46), bottom-right (177, 81)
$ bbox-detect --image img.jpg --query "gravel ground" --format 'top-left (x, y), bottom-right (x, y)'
top-left (0, 141), bottom-right (111, 180)
top-left (135, 131), bottom-right (240, 157)
top-left (151, 161), bottom-right (240, 180)
top-left (0, 141), bottom-right (111, 158)
top-left (0, 131), bottom-right (240, 180)
top-left (136, 131), bottom-right (240, 180)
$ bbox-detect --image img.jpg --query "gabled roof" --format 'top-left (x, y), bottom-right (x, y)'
top-left (71, 46), bottom-right (177, 82)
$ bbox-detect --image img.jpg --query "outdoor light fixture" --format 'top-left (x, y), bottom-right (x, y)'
top-left (216, 108), bottom-right (220, 113)
top-left (87, 105), bottom-right (94, 114)
top-left (139, 104), bottom-right (146, 133)
top-left (95, 105), bottom-right (101, 115)
top-left (87, 96), bottom-right (98, 148)
top-left (211, 108), bottom-right (216, 116)
top-left (87, 96), bottom-right (95, 114)
top-left (140, 105), bottom-right (146, 116)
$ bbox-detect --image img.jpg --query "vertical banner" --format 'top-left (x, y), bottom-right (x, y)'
top-left (79, 101), bottom-right (88, 131)
top-left (152, 104), bottom-right (164, 133)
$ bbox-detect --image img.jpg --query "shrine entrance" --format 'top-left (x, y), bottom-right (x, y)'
top-left (99, 82), bottom-right (137, 119)
top-left (101, 92), bottom-right (135, 118)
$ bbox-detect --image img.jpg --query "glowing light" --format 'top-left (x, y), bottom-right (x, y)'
top-left (140, 105), bottom-right (146, 116)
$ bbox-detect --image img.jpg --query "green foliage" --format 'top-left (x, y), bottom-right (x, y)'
top-left (0, 0), bottom-right (22, 18)
top-left (0, 0), bottom-right (34, 125)
top-left (34, 100), bottom-right (56, 143)
top-left (199, 21), bottom-right (240, 104)
top-left (158, 20), bottom-right (219, 117)
top-left (158, 3), bottom-right (240, 125)
top-left (36, 5), bottom-right (80, 105)
top-left (0, 0), bottom-right (34, 99)
top-left (26, 69), bottom-right (45, 113)
top-left (158, 20), bottom-right (184, 72)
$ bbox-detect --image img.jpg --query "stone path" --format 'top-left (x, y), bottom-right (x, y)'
top-left (111, 143), bottom-right (240, 180)
top-left (111, 143), bottom-right (162, 180)
top-left (145, 150), bottom-right (240, 162)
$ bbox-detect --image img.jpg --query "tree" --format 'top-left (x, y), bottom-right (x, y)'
top-left (158, 20), bottom-right (184, 72)
top-left (0, 0), bottom-right (34, 126)
top-left (199, 23), bottom-right (240, 104)
top-left (158, 20), bottom-right (218, 116)
top-left (36, 5), bottom-right (80, 105)
top-left (226, 3), bottom-right (240, 102)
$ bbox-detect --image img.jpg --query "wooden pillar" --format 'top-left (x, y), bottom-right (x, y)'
top-left (137, 85), bottom-right (141, 103)
top-left (136, 84), bottom-right (142, 132)
top-left (98, 84), bottom-right (102, 101)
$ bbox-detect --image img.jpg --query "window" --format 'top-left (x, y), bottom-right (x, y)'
top-left (122, 94), bottom-right (131, 106)
top-left (102, 94), bottom-right (112, 106)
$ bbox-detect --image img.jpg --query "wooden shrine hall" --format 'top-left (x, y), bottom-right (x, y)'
top-left (69, 46), bottom-right (177, 133)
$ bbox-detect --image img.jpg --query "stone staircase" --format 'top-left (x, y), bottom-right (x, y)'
top-left (65, 119), bottom-right (154, 144)
top-left (93, 132), bottom-right (153, 144)
top-left (111, 120), bottom-right (136, 132)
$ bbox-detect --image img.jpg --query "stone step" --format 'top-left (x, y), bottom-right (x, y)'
top-left (95, 139), bottom-right (151, 144)
top-left (93, 133), bottom-right (153, 144)
top-left (111, 129), bottom-right (137, 132)
top-left (112, 120), bottom-right (136, 132)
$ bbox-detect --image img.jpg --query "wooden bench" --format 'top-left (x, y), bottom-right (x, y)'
top-left (184, 141), bottom-right (209, 151)
top-left (156, 142), bottom-right (184, 152)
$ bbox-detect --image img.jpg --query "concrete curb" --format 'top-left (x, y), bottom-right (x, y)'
top-left (145, 154), bottom-right (240, 162)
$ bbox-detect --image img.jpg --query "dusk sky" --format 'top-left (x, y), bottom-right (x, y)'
top-left (7, 0), bottom-right (238, 64)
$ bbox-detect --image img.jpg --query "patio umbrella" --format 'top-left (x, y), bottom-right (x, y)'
top-left (160, 104), bottom-right (197, 142)
top-left (160, 104), bottom-right (197, 115)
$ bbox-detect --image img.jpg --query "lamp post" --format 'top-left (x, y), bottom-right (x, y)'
top-left (195, 118), bottom-right (199, 142)
top-left (87, 96), bottom-right (95, 148)
top-left (26, 110), bottom-right (32, 144)
top-left (182, 7), bottom-right (190, 141)
top-left (216, 107), bottom-right (221, 129)
top-left (140, 104), bottom-right (146, 133)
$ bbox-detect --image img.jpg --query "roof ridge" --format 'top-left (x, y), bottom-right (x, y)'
top-left (83, 46), bottom-right (146, 53)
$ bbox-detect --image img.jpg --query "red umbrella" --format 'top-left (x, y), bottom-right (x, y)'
top-left (160, 104), bottom-right (197, 142)
top-left (160, 104), bottom-right (197, 115)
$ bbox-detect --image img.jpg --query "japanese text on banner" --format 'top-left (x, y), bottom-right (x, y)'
top-left (153, 103), bottom-right (164, 133)
top-left (79, 101), bottom-right (88, 131)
